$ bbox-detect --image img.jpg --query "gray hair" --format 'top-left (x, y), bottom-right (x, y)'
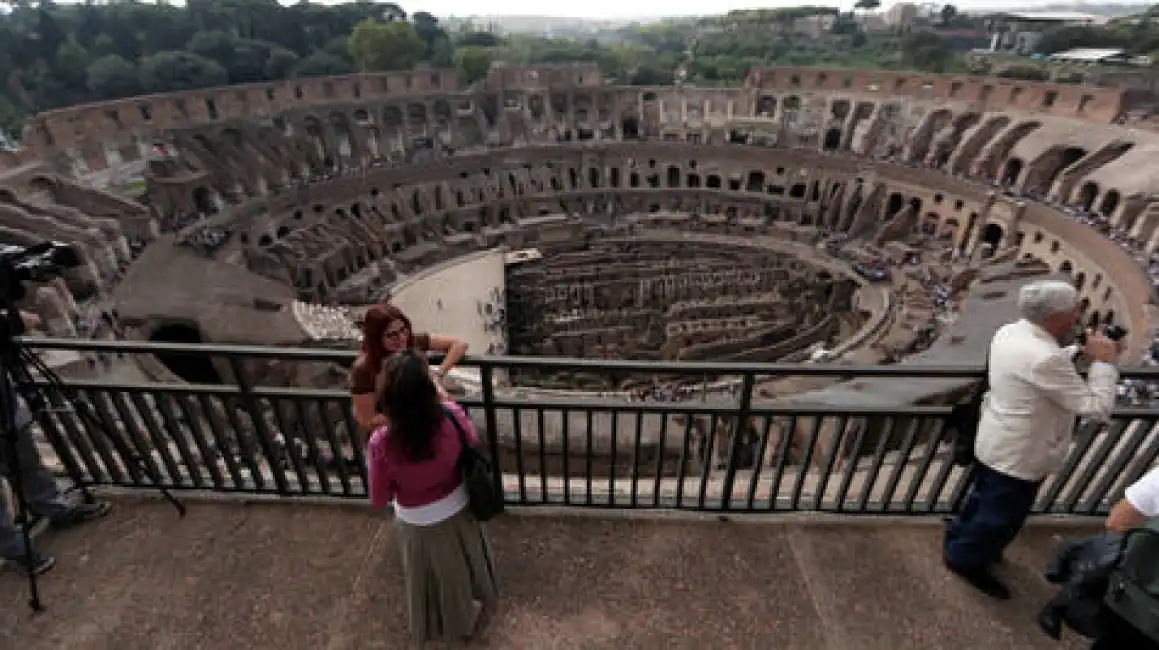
top-left (1018, 280), bottom-right (1079, 324)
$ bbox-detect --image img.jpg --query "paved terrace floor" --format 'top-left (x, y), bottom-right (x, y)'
top-left (1, 495), bottom-right (1100, 650)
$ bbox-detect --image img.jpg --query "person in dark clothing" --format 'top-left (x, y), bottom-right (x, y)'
top-left (1088, 466), bottom-right (1159, 650)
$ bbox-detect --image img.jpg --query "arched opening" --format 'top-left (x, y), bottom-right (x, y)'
top-left (667, 166), bottom-right (681, 188)
top-left (746, 171), bottom-right (765, 193)
top-left (1088, 312), bottom-right (1101, 328)
top-left (886, 193), bottom-right (904, 216)
top-left (192, 186), bottom-right (215, 215)
top-left (621, 118), bottom-right (640, 140)
top-left (1026, 146), bottom-right (1086, 195)
top-left (1103, 310), bottom-right (1116, 326)
top-left (706, 175), bottom-right (721, 189)
top-left (1000, 158), bottom-right (1023, 187)
top-left (1077, 182), bottom-right (1099, 212)
top-left (1060, 260), bottom-right (1074, 274)
top-left (1099, 190), bottom-right (1121, 217)
top-left (822, 128), bottom-right (842, 151)
top-left (149, 323), bottom-right (222, 384)
top-left (981, 223), bottom-right (1004, 250)
top-left (756, 95), bottom-right (776, 116)
top-left (921, 214), bottom-right (939, 235)
top-left (1075, 272), bottom-right (1086, 291)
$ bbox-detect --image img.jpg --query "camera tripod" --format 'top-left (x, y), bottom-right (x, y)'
top-left (1, 309), bottom-right (186, 613)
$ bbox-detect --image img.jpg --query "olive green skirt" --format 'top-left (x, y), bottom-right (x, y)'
top-left (396, 507), bottom-right (498, 645)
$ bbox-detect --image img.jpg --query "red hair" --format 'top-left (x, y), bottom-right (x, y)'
top-left (361, 304), bottom-right (415, 371)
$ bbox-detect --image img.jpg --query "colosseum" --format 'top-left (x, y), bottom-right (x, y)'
top-left (3, 63), bottom-right (1158, 500)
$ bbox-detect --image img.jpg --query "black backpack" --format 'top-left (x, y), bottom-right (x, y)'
top-left (1104, 519), bottom-right (1159, 642)
top-left (946, 354), bottom-right (990, 467)
top-left (441, 406), bottom-right (504, 522)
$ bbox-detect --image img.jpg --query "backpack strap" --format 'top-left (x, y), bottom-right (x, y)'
top-left (440, 405), bottom-right (470, 450)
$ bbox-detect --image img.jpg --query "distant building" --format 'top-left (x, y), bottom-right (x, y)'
top-left (792, 14), bottom-right (837, 39)
top-left (983, 11), bottom-right (1101, 55)
top-left (860, 14), bottom-right (891, 34)
top-left (884, 3), bottom-right (919, 28)
top-left (1048, 47), bottom-right (1130, 65)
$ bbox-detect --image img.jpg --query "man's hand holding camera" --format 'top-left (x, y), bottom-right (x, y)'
top-left (1082, 329), bottom-right (1122, 364)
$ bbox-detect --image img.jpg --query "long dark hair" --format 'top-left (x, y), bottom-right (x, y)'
top-left (379, 350), bottom-right (443, 462)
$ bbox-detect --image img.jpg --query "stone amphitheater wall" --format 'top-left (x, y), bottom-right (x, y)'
top-left (389, 248), bottom-right (509, 358)
top-left (745, 66), bottom-right (1126, 122)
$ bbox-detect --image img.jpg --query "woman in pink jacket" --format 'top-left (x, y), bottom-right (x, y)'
top-left (367, 351), bottom-right (498, 644)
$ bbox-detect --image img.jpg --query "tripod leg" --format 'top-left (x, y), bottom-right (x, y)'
top-left (18, 349), bottom-right (186, 517)
top-left (17, 513), bottom-right (45, 613)
top-left (69, 399), bottom-right (186, 518)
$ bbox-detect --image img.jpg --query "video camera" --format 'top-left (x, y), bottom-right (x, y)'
top-left (0, 241), bottom-right (82, 303)
top-left (1074, 323), bottom-right (1129, 346)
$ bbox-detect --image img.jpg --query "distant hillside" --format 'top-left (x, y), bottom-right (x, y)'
top-left (979, 3), bottom-right (1152, 18)
top-left (445, 15), bottom-right (663, 34)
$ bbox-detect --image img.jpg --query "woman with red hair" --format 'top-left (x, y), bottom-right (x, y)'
top-left (349, 304), bottom-right (468, 435)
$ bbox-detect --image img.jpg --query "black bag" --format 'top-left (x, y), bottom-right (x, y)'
top-left (1104, 519), bottom-right (1159, 643)
top-left (442, 406), bottom-right (504, 522)
top-left (946, 352), bottom-right (990, 467)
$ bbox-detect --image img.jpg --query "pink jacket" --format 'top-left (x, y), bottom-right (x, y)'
top-left (367, 402), bottom-right (479, 509)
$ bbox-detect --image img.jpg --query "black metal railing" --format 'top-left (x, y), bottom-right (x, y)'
top-left (17, 337), bottom-right (1159, 516)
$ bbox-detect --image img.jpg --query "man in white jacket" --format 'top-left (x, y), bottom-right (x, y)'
top-left (944, 280), bottom-right (1120, 600)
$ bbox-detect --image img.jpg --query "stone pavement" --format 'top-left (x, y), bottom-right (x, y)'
top-left (0, 496), bottom-right (1098, 650)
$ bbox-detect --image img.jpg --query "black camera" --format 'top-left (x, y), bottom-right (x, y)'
top-left (0, 241), bottom-right (82, 302)
top-left (1074, 324), bottom-right (1129, 346)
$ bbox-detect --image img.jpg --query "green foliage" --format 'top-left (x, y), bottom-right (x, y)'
top-left (0, 0), bottom-right (984, 140)
top-left (86, 55), bottom-right (142, 100)
top-left (996, 65), bottom-right (1050, 81)
top-left (454, 46), bottom-right (494, 85)
top-left (349, 19), bottom-right (425, 72)
top-left (139, 51), bottom-right (229, 94)
top-left (0, 0), bottom-right (443, 127)
top-left (901, 32), bottom-right (954, 73)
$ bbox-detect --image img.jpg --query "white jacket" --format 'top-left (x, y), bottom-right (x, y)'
top-left (974, 319), bottom-right (1118, 482)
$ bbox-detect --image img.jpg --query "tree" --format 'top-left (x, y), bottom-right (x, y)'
top-left (901, 32), bottom-right (952, 72)
top-left (459, 31), bottom-right (503, 48)
top-left (348, 19), bottom-right (425, 72)
top-left (454, 46), bottom-right (493, 84)
top-left (940, 4), bottom-right (958, 27)
top-left (266, 48), bottom-right (300, 80)
top-left (292, 52), bottom-right (353, 78)
top-left (996, 65), bottom-right (1049, 81)
top-left (138, 51), bottom-right (229, 93)
top-left (86, 55), bottom-right (142, 100)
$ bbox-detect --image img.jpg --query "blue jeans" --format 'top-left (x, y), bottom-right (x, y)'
top-left (945, 463), bottom-right (1042, 569)
top-left (0, 403), bottom-right (71, 559)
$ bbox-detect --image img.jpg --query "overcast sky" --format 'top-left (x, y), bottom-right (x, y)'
top-left (422, 1), bottom-right (1103, 20)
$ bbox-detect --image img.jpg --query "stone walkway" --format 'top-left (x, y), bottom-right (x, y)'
top-left (0, 496), bottom-right (1098, 650)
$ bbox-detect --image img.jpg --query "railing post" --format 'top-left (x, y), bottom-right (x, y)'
top-left (227, 357), bottom-right (290, 495)
top-left (719, 371), bottom-right (756, 511)
top-left (479, 362), bottom-right (506, 512)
